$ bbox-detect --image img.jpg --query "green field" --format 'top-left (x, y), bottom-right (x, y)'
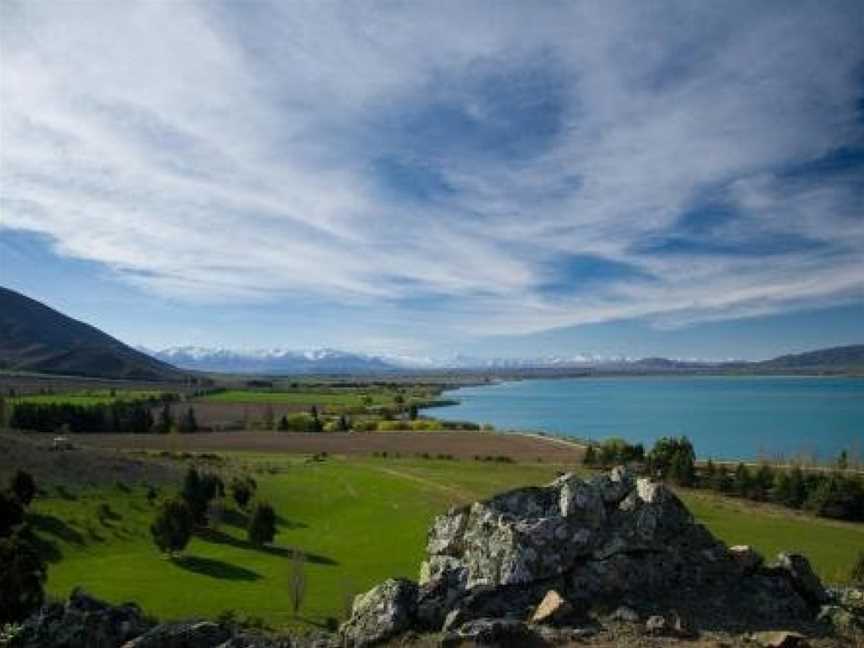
top-left (196, 389), bottom-right (430, 408)
top-left (14, 390), bottom-right (167, 406)
top-left (31, 455), bottom-right (864, 629)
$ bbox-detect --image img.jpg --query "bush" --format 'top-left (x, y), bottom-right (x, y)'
top-left (376, 420), bottom-right (405, 432)
top-left (0, 533), bottom-right (46, 623)
top-left (277, 414), bottom-right (321, 433)
top-left (247, 502), bottom-right (277, 546)
top-left (410, 419), bottom-right (442, 431)
top-left (9, 470), bottom-right (36, 507)
top-left (150, 498), bottom-right (192, 556)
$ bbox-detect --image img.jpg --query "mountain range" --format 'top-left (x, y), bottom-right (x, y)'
top-left (1, 286), bottom-right (862, 378)
top-left (148, 344), bottom-right (864, 374)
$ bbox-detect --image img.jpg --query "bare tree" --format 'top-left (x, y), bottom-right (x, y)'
top-left (288, 550), bottom-right (307, 617)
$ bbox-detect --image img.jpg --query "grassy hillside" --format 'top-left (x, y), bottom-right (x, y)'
top-left (28, 454), bottom-right (864, 629)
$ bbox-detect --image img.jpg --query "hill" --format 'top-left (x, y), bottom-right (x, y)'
top-left (760, 344), bottom-right (864, 370)
top-left (0, 287), bottom-right (185, 381)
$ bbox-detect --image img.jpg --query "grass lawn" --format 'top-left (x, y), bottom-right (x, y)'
top-left (196, 389), bottom-right (402, 407)
top-left (15, 390), bottom-right (167, 406)
top-left (31, 455), bottom-right (864, 629)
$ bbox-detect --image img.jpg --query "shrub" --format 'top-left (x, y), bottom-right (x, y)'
top-left (9, 470), bottom-right (36, 507)
top-left (247, 502), bottom-right (277, 546)
top-left (150, 498), bottom-right (193, 556)
top-left (583, 445), bottom-right (596, 466)
top-left (277, 414), bottom-right (321, 433)
top-left (0, 533), bottom-right (46, 623)
top-left (410, 419), bottom-right (442, 431)
top-left (376, 420), bottom-right (405, 432)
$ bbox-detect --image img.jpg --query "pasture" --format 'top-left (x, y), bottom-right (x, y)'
top-left (11, 389), bottom-right (168, 406)
top-left (24, 447), bottom-right (864, 629)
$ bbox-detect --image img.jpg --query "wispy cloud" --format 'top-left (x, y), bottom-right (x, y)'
top-left (2, 1), bottom-right (862, 345)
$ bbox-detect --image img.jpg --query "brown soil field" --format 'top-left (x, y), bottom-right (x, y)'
top-left (164, 402), bottom-right (318, 429)
top-left (41, 430), bottom-right (586, 463)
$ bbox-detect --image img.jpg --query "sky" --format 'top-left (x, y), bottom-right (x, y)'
top-left (1, 1), bottom-right (863, 361)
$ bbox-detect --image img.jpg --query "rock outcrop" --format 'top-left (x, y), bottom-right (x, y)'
top-left (6, 469), bottom-right (863, 648)
top-left (340, 467), bottom-right (864, 647)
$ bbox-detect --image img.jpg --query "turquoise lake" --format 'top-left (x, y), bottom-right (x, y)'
top-left (437, 376), bottom-right (864, 461)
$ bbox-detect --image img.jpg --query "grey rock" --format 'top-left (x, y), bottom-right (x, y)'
top-left (750, 630), bottom-right (809, 647)
top-left (440, 618), bottom-right (542, 647)
top-left (817, 604), bottom-right (863, 632)
top-left (339, 578), bottom-right (417, 648)
top-left (8, 588), bottom-right (155, 648)
top-left (729, 544), bottom-right (764, 574)
top-left (773, 553), bottom-right (829, 606)
top-left (122, 621), bottom-right (230, 648)
top-left (644, 615), bottom-right (667, 635)
top-left (610, 606), bottom-right (640, 623)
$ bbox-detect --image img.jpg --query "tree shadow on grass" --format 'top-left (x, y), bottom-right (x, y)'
top-left (172, 555), bottom-right (262, 581)
top-left (28, 513), bottom-right (85, 545)
top-left (222, 509), bottom-right (249, 529)
top-left (223, 509), bottom-right (308, 531)
top-left (196, 528), bottom-right (338, 566)
top-left (275, 514), bottom-right (308, 530)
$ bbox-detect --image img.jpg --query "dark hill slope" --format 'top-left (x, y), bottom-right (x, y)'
top-left (761, 344), bottom-right (864, 369)
top-left (0, 287), bottom-right (184, 381)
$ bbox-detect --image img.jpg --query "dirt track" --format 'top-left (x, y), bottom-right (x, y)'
top-left (49, 430), bottom-right (586, 463)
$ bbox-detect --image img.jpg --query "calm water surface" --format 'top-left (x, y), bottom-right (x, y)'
top-left (437, 376), bottom-right (864, 461)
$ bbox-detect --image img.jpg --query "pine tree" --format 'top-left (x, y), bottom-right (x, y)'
top-left (150, 498), bottom-right (193, 556)
top-left (9, 470), bottom-right (36, 507)
top-left (0, 533), bottom-right (46, 623)
top-left (247, 501), bottom-right (277, 546)
top-left (181, 467), bottom-right (207, 524)
top-left (179, 407), bottom-right (198, 434)
top-left (733, 463), bottom-right (752, 498)
top-left (158, 403), bottom-right (174, 434)
top-left (583, 445), bottom-right (596, 466)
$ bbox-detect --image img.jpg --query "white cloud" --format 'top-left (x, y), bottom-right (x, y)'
top-left (1, 1), bottom-right (862, 344)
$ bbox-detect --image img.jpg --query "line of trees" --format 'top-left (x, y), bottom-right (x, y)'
top-left (9, 401), bottom-right (200, 434)
top-left (583, 435), bottom-right (864, 522)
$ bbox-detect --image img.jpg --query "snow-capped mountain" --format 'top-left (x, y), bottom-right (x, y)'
top-left (150, 346), bottom-right (397, 374)
top-left (147, 346), bottom-right (636, 374)
top-left (145, 346), bottom-right (737, 375)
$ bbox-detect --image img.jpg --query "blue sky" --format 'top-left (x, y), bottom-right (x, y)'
top-left (1, 1), bottom-right (862, 361)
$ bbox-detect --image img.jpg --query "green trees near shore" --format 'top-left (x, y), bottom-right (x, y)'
top-left (584, 436), bottom-right (864, 522)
